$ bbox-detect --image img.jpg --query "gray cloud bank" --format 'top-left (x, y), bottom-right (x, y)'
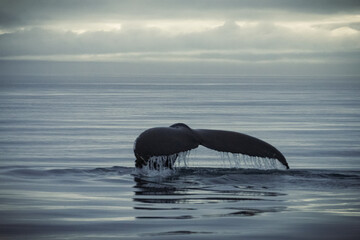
top-left (0, 0), bottom-right (359, 75)
top-left (1, 22), bottom-right (358, 59)
top-left (1, 0), bottom-right (360, 28)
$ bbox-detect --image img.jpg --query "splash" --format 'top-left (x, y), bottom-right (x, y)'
top-left (134, 151), bottom-right (192, 177)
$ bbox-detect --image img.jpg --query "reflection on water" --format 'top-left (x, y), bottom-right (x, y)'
top-left (0, 166), bottom-right (360, 239)
top-left (132, 172), bottom-right (287, 220)
top-left (143, 230), bottom-right (213, 236)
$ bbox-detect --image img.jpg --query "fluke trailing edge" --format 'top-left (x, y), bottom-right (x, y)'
top-left (134, 123), bottom-right (289, 169)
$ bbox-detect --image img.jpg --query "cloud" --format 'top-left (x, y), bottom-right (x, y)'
top-left (1, 21), bottom-right (358, 58)
top-left (1, 0), bottom-right (360, 30)
top-left (0, 0), bottom-right (359, 75)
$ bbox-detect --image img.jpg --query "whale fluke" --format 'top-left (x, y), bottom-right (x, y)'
top-left (134, 123), bottom-right (289, 169)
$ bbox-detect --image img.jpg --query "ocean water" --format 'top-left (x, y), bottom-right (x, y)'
top-left (0, 75), bottom-right (360, 239)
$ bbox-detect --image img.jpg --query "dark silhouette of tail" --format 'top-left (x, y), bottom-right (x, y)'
top-left (195, 129), bottom-right (289, 169)
top-left (134, 123), bottom-right (289, 169)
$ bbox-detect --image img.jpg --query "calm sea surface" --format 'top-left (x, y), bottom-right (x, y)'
top-left (0, 75), bottom-right (360, 239)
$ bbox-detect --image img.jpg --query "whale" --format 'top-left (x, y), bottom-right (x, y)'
top-left (134, 123), bottom-right (289, 169)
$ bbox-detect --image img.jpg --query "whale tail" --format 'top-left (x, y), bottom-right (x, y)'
top-left (195, 129), bottom-right (289, 169)
top-left (134, 123), bottom-right (289, 169)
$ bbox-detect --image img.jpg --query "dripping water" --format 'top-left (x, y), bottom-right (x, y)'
top-left (134, 150), bottom-right (286, 177)
top-left (220, 152), bottom-right (287, 170)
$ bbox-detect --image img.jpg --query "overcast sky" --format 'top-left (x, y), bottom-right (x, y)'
top-left (0, 0), bottom-right (359, 75)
